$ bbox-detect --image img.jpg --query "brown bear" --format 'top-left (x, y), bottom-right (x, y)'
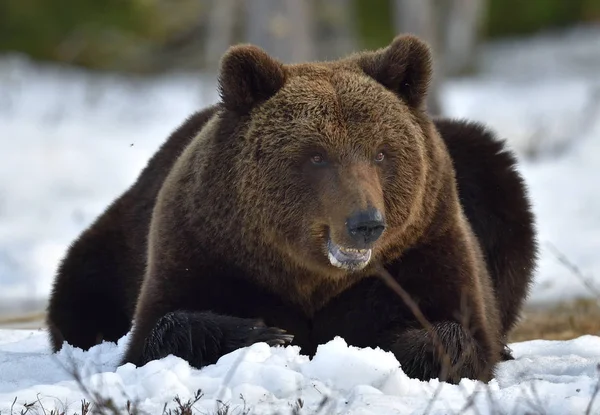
top-left (46, 34), bottom-right (537, 384)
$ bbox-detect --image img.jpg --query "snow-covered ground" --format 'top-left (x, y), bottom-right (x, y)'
top-left (0, 23), bottom-right (600, 415)
top-left (1, 330), bottom-right (599, 415)
top-left (0, 60), bottom-right (220, 306)
top-left (440, 29), bottom-right (600, 305)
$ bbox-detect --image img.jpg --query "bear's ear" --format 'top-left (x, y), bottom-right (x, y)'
top-left (355, 34), bottom-right (432, 110)
top-left (218, 44), bottom-right (287, 114)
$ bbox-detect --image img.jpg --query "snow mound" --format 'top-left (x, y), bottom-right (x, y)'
top-left (0, 329), bottom-right (599, 414)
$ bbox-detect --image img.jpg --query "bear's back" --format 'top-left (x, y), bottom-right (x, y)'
top-left (46, 104), bottom-right (220, 351)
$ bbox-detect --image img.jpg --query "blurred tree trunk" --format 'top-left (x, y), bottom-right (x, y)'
top-left (314, 0), bottom-right (357, 60)
top-left (444, 0), bottom-right (487, 76)
top-left (392, 0), bottom-right (445, 115)
top-left (392, 0), bottom-right (486, 116)
top-left (204, 0), bottom-right (238, 71)
top-left (244, 0), bottom-right (315, 63)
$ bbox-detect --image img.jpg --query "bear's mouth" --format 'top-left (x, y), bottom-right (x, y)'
top-left (327, 239), bottom-right (372, 271)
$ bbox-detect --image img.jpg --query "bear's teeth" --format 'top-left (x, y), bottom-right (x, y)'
top-left (339, 247), bottom-right (369, 254)
top-left (327, 240), bottom-right (373, 271)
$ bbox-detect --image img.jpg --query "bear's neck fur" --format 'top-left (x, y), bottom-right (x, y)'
top-left (151, 108), bottom-right (462, 316)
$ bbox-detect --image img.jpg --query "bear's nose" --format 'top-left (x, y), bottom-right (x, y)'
top-left (346, 208), bottom-right (386, 247)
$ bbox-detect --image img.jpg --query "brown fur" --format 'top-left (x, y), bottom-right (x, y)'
top-left (46, 35), bottom-right (537, 384)
top-left (46, 105), bottom-right (219, 350)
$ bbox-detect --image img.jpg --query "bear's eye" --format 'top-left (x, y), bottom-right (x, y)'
top-left (310, 153), bottom-right (326, 165)
top-left (375, 151), bottom-right (385, 162)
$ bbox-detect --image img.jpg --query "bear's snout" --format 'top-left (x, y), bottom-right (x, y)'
top-left (346, 207), bottom-right (385, 248)
top-left (326, 207), bottom-right (385, 271)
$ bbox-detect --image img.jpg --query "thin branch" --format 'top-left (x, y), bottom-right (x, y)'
top-left (546, 242), bottom-right (600, 299)
top-left (374, 265), bottom-right (453, 382)
top-left (585, 364), bottom-right (600, 415)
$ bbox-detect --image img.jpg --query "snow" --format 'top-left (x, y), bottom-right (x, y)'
top-left (441, 76), bottom-right (600, 304)
top-left (0, 57), bottom-right (219, 303)
top-left (1, 23), bottom-right (600, 415)
top-left (440, 30), bottom-right (600, 305)
top-left (0, 330), bottom-right (599, 415)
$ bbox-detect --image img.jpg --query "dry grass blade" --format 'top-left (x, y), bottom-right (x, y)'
top-left (547, 242), bottom-right (600, 299)
top-left (375, 264), bottom-right (504, 415)
top-left (35, 394), bottom-right (47, 415)
top-left (456, 381), bottom-right (483, 415)
top-left (585, 364), bottom-right (600, 415)
top-left (80, 400), bottom-right (91, 415)
top-left (375, 265), bottom-right (454, 382)
top-left (10, 396), bottom-right (17, 415)
top-left (375, 265), bottom-right (456, 415)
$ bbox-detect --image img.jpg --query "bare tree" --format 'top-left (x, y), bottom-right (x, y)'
top-left (243, 0), bottom-right (315, 63)
top-left (392, 0), bottom-right (487, 116)
top-left (204, 0), bottom-right (239, 70)
top-left (444, 0), bottom-right (487, 76)
top-left (313, 0), bottom-right (357, 60)
top-left (392, 0), bottom-right (445, 115)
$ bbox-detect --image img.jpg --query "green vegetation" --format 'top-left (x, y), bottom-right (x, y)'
top-left (353, 0), bottom-right (395, 51)
top-left (0, 0), bottom-right (599, 71)
top-left (485, 0), bottom-right (600, 38)
top-left (0, 0), bottom-right (207, 71)
top-left (354, 0), bottom-right (600, 50)
top-left (0, 0), bottom-right (156, 68)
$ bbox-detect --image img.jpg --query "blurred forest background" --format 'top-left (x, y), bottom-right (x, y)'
top-left (2, 0), bottom-right (600, 114)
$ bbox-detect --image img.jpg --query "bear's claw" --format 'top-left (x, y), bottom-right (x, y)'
top-left (247, 326), bottom-right (294, 346)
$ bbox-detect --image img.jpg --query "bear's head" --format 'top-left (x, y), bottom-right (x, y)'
top-left (216, 35), bottom-right (446, 279)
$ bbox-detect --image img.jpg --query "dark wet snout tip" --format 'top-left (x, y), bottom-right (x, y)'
top-left (346, 208), bottom-right (385, 247)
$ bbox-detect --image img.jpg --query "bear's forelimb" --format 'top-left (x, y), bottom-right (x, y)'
top-left (135, 311), bottom-right (293, 369)
top-left (389, 321), bottom-right (493, 383)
